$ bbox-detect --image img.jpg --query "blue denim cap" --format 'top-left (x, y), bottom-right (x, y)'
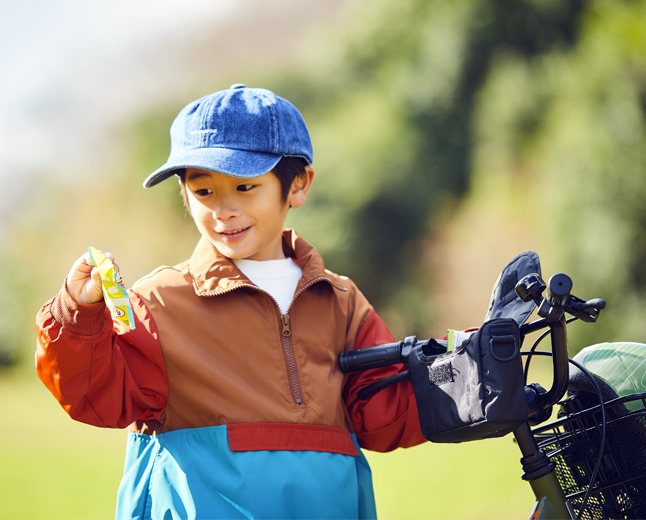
top-left (143, 84), bottom-right (313, 188)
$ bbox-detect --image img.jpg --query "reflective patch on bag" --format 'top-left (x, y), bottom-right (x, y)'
top-left (427, 361), bottom-right (453, 386)
top-left (500, 269), bottom-right (519, 301)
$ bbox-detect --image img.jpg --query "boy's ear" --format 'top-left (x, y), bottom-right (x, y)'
top-left (288, 166), bottom-right (315, 209)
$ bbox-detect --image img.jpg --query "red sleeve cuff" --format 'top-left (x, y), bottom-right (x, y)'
top-left (50, 280), bottom-right (109, 336)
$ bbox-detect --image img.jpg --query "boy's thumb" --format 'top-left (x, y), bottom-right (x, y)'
top-left (90, 267), bottom-right (104, 299)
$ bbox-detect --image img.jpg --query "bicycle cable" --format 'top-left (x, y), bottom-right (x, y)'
top-left (523, 317), bottom-right (578, 385)
top-left (521, 350), bottom-right (607, 520)
top-left (567, 357), bottom-right (607, 520)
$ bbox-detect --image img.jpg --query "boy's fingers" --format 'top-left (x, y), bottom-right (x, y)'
top-left (65, 248), bottom-right (123, 305)
top-left (78, 251), bottom-right (93, 267)
top-left (67, 254), bottom-right (93, 282)
top-left (90, 267), bottom-right (102, 285)
top-left (76, 267), bottom-right (104, 304)
top-left (66, 250), bottom-right (107, 304)
top-left (91, 250), bottom-right (119, 272)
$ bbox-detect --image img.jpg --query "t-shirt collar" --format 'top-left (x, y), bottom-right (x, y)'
top-left (188, 229), bottom-right (343, 296)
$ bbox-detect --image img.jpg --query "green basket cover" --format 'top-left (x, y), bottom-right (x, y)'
top-left (574, 342), bottom-right (646, 412)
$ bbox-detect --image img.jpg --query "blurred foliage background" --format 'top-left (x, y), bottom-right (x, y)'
top-left (2, 0), bottom-right (646, 518)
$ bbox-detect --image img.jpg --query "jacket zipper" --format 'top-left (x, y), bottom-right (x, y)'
top-left (280, 314), bottom-right (302, 405)
top-left (200, 276), bottom-right (346, 407)
top-left (278, 276), bottom-right (338, 406)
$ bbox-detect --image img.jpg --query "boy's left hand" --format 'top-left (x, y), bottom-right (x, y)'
top-left (66, 250), bottom-right (118, 305)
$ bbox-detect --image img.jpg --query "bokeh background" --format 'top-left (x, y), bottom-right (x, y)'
top-left (1, 0), bottom-right (646, 518)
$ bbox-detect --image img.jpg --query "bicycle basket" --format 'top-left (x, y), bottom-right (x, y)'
top-left (533, 392), bottom-right (646, 520)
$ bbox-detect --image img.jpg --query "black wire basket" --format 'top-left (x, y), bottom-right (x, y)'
top-left (533, 392), bottom-right (646, 520)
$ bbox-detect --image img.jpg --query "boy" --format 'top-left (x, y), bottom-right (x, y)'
top-left (35, 84), bottom-right (426, 519)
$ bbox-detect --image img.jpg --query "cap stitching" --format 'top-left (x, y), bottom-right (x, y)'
top-left (283, 153), bottom-right (312, 165)
top-left (254, 90), bottom-right (279, 155)
top-left (198, 94), bottom-right (219, 148)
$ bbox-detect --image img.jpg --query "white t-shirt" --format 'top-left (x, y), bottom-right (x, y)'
top-left (233, 257), bottom-right (303, 315)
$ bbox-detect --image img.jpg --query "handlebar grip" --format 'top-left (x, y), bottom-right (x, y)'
top-left (584, 298), bottom-right (606, 311)
top-left (339, 342), bottom-right (404, 373)
top-left (545, 273), bottom-right (572, 307)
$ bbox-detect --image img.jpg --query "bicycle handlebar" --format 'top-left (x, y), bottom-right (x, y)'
top-left (339, 335), bottom-right (432, 373)
top-left (339, 341), bottom-right (407, 372)
top-left (339, 271), bottom-right (606, 419)
top-left (519, 273), bottom-right (605, 415)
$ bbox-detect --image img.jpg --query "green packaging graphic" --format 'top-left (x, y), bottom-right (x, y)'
top-left (87, 246), bottom-right (135, 330)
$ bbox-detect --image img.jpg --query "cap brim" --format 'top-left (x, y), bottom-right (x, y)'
top-left (143, 148), bottom-right (282, 188)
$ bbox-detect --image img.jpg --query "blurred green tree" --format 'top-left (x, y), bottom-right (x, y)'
top-left (472, 0), bottom-right (646, 349)
top-left (270, 0), bottom-right (588, 335)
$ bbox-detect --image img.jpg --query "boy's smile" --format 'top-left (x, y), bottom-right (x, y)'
top-left (185, 168), bottom-right (313, 261)
top-left (219, 227), bottom-right (250, 240)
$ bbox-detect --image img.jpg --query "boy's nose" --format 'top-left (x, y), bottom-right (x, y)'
top-left (211, 202), bottom-right (240, 221)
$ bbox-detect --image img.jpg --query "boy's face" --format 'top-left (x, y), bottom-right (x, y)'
top-left (184, 168), bottom-right (302, 261)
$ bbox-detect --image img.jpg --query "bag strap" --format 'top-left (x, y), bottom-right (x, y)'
top-left (357, 370), bottom-right (411, 400)
top-left (489, 322), bottom-right (519, 362)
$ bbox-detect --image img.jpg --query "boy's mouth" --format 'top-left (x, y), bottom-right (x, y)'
top-left (218, 227), bottom-right (250, 241)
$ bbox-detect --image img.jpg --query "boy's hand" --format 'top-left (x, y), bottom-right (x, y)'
top-left (66, 250), bottom-right (117, 305)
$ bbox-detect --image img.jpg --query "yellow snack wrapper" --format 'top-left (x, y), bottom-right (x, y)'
top-left (88, 247), bottom-right (135, 330)
top-left (447, 329), bottom-right (474, 352)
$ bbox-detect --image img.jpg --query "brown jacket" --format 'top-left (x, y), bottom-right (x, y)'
top-left (36, 229), bottom-right (425, 452)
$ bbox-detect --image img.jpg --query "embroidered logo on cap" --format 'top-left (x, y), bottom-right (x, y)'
top-left (190, 129), bottom-right (218, 135)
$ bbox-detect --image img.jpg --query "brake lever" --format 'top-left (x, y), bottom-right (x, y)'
top-left (564, 295), bottom-right (606, 323)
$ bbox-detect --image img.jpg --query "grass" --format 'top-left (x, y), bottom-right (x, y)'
top-left (0, 374), bottom-right (124, 519)
top-left (0, 372), bottom-right (535, 519)
top-left (366, 436), bottom-right (534, 519)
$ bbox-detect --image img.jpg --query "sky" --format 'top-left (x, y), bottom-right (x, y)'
top-left (0, 1), bottom-right (242, 205)
top-left (0, 0), bottom-right (342, 216)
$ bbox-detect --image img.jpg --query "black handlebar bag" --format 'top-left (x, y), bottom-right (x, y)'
top-left (409, 251), bottom-right (541, 443)
top-left (409, 318), bottom-right (528, 443)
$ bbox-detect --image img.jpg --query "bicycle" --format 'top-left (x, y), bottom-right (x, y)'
top-left (340, 252), bottom-right (646, 520)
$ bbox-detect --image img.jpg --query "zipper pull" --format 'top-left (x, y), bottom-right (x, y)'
top-left (281, 314), bottom-right (291, 337)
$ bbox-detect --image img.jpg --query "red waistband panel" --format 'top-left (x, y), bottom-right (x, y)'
top-left (226, 422), bottom-right (360, 457)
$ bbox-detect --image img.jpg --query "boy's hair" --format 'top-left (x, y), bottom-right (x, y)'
top-left (178, 156), bottom-right (309, 214)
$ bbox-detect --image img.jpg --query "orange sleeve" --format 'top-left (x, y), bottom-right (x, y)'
top-left (342, 309), bottom-right (427, 452)
top-left (35, 282), bottom-right (168, 428)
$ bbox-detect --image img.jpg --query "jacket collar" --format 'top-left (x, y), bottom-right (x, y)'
top-left (188, 229), bottom-right (345, 296)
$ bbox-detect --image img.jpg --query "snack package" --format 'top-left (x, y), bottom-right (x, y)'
top-left (446, 328), bottom-right (475, 352)
top-left (88, 247), bottom-right (135, 330)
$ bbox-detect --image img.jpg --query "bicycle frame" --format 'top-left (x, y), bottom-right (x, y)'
top-left (509, 275), bottom-right (609, 520)
top-left (339, 271), bottom-right (609, 520)
top-left (515, 317), bottom-right (573, 520)
top-left (515, 420), bottom-right (572, 519)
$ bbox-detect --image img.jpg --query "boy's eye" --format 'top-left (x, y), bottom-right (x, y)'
top-left (194, 188), bottom-right (212, 196)
top-left (237, 184), bottom-right (255, 192)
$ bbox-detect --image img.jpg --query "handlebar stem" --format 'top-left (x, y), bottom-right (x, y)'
top-left (534, 316), bottom-right (569, 411)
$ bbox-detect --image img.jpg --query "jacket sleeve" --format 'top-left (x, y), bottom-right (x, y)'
top-left (35, 281), bottom-right (168, 428)
top-left (342, 304), bottom-right (427, 452)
